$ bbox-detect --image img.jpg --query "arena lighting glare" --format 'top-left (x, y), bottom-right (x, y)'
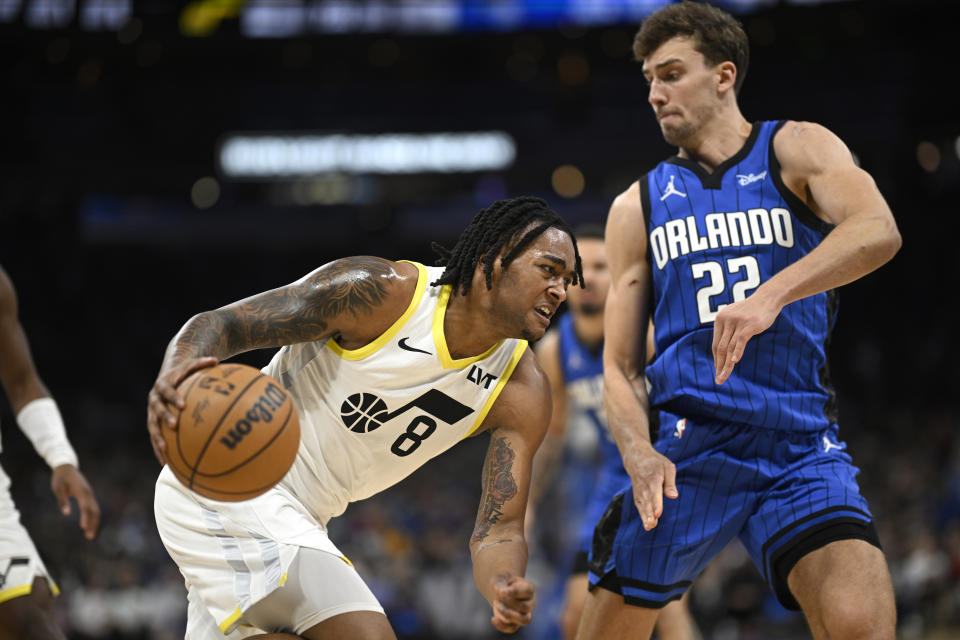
top-left (218, 131), bottom-right (516, 177)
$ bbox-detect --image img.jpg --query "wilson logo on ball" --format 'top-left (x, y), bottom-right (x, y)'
top-left (220, 383), bottom-right (289, 450)
top-left (165, 363), bottom-right (300, 502)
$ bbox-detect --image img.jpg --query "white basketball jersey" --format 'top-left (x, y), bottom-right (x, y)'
top-left (262, 262), bottom-right (527, 524)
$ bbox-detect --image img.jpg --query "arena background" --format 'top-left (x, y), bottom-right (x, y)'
top-left (1, 1), bottom-right (957, 638)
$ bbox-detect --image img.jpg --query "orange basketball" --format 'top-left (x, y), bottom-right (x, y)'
top-left (162, 362), bottom-right (300, 502)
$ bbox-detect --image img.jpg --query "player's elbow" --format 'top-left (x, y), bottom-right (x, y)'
top-left (872, 215), bottom-right (902, 265)
top-left (884, 221), bottom-right (903, 260)
top-left (852, 212), bottom-right (901, 269)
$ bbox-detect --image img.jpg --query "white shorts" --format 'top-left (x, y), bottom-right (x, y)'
top-left (0, 482), bottom-right (57, 604)
top-left (154, 466), bottom-right (383, 636)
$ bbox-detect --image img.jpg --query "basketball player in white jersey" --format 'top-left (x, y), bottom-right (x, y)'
top-left (0, 264), bottom-right (100, 639)
top-left (147, 196), bottom-right (585, 640)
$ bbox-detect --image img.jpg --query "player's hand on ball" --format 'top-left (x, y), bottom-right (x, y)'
top-left (625, 443), bottom-right (678, 531)
top-left (51, 464), bottom-right (100, 540)
top-left (490, 574), bottom-right (536, 633)
top-left (147, 356), bottom-right (218, 465)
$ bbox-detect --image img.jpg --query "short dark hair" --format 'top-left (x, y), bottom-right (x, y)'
top-left (431, 196), bottom-right (583, 296)
top-left (634, 1), bottom-right (749, 95)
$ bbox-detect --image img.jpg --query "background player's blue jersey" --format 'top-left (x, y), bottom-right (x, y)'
top-left (558, 313), bottom-right (619, 469)
top-left (644, 120), bottom-right (838, 433)
top-left (557, 314), bottom-right (631, 552)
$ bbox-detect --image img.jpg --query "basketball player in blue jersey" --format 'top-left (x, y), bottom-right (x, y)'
top-left (527, 227), bottom-right (700, 640)
top-left (576, 3), bottom-right (902, 640)
top-left (0, 265), bottom-right (100, 640)
top-left (147, 197), bottom-right (584, 640)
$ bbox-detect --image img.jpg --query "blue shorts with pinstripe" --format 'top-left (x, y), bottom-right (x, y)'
top-left (587, 412), bottom-right (880, 610)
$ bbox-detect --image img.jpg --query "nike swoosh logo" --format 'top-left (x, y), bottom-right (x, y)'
top-left (398, 337), bottom-right (432, 355)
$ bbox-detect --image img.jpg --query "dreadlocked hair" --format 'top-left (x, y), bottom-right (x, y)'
top-left (431, 196), bottom-right (584, 296)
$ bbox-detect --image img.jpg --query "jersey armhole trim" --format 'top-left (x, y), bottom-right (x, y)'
top-left (325, 261), bottom-right (428, 361)
top-left (639, 173), bottom-right (657, 309)
top-left (461, 341), bottom-right (528, 439)
top-left (0, 576), bottom-right (59, 604)
top-left (639, 173), bottom-right (652, 266)
top-left (0, 583), bottom-right (32, 604)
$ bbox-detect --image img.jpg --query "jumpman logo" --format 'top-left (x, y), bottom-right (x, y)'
top-left (659, 175), bottom-right (687, 201)
top-left (822, 435), bottom-right (842, 453)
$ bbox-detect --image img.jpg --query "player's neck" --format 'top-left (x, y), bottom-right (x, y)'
top-left (571, 312), bottom-right (603, 349)
top-left (677, 109), bottom-right (751, 173)
top-left (442, 290), bottom-right (510, 359)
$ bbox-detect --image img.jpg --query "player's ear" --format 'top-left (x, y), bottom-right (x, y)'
top-left (716, 61), bottom-right (737, 96)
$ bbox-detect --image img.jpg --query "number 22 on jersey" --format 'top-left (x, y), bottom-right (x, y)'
top-left (691, 255), bottom-right (760, 323)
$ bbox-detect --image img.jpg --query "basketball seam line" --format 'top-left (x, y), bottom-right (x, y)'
top-left (175, 369), bottom-right (207, 472)
top-left (188, 373), bottom-right (266, 490)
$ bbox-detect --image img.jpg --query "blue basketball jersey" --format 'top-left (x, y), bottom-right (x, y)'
top-left (557, 313), bottom-right (631, 554)
top-left (557, 314), bottom-right (621, 466)
top-left (643, 120), bottom-right (837, 433)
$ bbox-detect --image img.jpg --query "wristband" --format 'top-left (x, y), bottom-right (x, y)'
top-left (16, 397), bottom-right (79, 469)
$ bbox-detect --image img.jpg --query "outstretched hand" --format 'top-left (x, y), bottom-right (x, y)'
top-left (490, 575), bottom-right (536, 634)
top-left (51, 464), bottom-right (100, 540)
top-left (626, 443), bottom-right (678, 531)
top-left (146, 356), bottom-right (218, 465)
top-left (712, 293), bottom-right (781, 385)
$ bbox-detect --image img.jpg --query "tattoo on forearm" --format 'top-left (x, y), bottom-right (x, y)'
top-left (474, 538), bottom-right (515, 554)
top-left (170, 311), bottom-right (227, 362)
top-left (169, 257), bottom-right (393, 361)
top-left (472, 437), bottom-right (519, 544)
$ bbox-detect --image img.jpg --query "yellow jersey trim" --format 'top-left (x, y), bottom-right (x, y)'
top-left (462, 341), bottom-right (528, 438)
top-left (0, 583), bottom-right (33, 604)
top-left (340, 555), bottom-right (354, 566)
top-left (0, 578), bottom-right (59, 604)
top-left (218, 606), bottom-right (244, 633)
top-left (433, 285), bottom-right (503, 369)
top-left (325, 261), bottom-right (428, 361)
top-left (279, 572), bottom-right (289, 586)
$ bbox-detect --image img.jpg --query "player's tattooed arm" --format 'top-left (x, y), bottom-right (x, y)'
top-left (166, 256), bottom-right (398, 365)
top-left (468, 351), bottom-right (549, 633)
top-left (472, 436), bottom-right (520, 545)
top-left (471, 431), bottom-right (537, 633)
top-left (147, 256), bottom-right (410, 464)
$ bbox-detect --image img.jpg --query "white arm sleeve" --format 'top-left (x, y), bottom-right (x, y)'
top-left (16, 397), bottom-right (79, 469)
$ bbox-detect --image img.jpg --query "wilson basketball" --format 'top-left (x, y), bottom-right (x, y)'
top-left (340, 392), bottom-right (390, 433)
top-left (162, 362), bottom-right (300, 502)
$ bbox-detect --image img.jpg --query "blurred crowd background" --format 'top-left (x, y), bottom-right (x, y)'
top-left (1, 0), bottom-right (958, 638)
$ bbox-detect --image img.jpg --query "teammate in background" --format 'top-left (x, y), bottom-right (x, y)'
top-left (0, 265), bottom-right (100, 639)
top-left (577, 3), bottom-right (902, 639)
top-left (526, 226), bottom-right (699, 640)
top-left (147, 197), bottom-right (582, 640)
